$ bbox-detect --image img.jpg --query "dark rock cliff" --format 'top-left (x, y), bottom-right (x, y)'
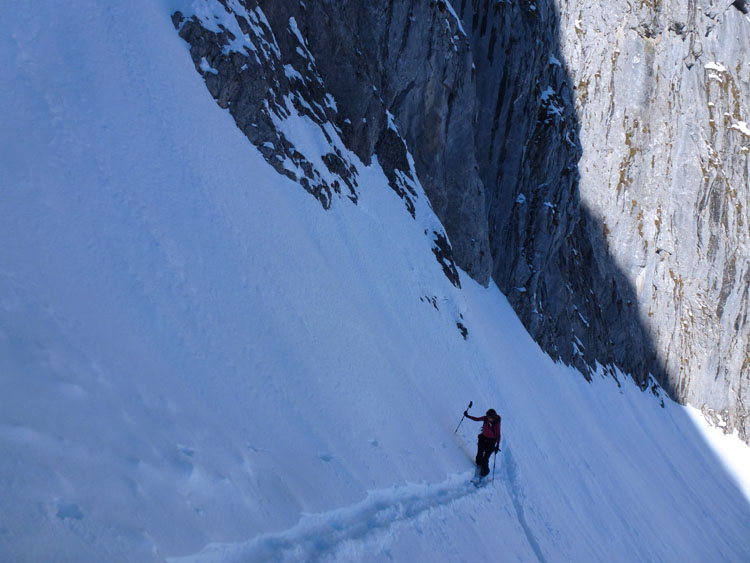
top-left (172, 0), bottom-right (749, 442)
top-left (456, 0), bottom-right (661, 383)
top-left (258, 0), bottom-right (493, 283)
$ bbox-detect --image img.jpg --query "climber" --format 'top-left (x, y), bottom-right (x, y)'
top-left (464, 407), bottom-right (501, 478)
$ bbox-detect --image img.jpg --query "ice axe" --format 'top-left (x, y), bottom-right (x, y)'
top-left (454, 401), bottom-right (472, 433)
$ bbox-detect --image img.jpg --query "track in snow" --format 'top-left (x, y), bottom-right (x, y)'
top-left (502, 445), bottom-right (548, 563)
top-left (169, 472), bottom-right (485, 562)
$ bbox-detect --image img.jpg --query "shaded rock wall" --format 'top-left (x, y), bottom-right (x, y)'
top-left (457, 0), bottom-right (749, 440)
top-left (555, 0), bottom-right (750, 438)
top-left (456, 0), bottom-right (661, 382)
top-left (173, 0), bottom-right (749, 441)
top-left (260, 0), bottom-right (492, 283)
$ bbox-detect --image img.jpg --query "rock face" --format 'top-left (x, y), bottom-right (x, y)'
top-left (172, 0), bottom-right (478, 292)
top-left (456, 0), bottom-right (750, 443)
top-left (455, 0), bottom-right (659, 384)
top-left (463, 0), bottom-right (750, 439)
top-left (173, 0), bottom-right (750, 442)
top-left (259, 0), bottom-right (493, 282)
top-left (553, 0), bottom-right (750, 439)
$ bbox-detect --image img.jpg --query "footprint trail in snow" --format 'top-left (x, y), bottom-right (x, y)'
top-left (169, 472), bottom-right (484, 562)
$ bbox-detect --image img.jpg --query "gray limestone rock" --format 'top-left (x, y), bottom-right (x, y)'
top-left (173, 0), bottom-right (750, 442)
top-left (173, 0), bottom-right (468, 291)
top-left (457, 0), bottom-right (749, 441)
top-left (455, 0), bottom-right (665, 387)
top-left (262, 0), bottom-right (492, 282)
top-left (554, 0), bottom-right (750, 440)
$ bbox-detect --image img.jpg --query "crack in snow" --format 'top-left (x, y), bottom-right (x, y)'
top-left (503, 445), bottom-right (548, 563)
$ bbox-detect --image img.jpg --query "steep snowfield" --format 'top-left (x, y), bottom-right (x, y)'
top-left (1, 2), bottom-right (749, 562)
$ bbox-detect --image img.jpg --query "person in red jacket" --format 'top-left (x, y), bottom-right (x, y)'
top-left (465, 408), bottom-right (501, 478)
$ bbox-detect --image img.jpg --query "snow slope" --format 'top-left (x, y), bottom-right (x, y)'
top-left (1, 1), bottom-right (749, 561)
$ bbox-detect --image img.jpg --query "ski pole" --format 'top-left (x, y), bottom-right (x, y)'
top-left (492, 448), bottom-right (500, 485)
top-left (454, 401), bottom-right (472, 433)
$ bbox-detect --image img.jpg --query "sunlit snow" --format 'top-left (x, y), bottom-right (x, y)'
top-left (1, 2), bottom-right (749, 562)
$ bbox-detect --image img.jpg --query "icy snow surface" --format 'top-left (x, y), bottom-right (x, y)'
top-left (1, 1), bottom-right (749, 562)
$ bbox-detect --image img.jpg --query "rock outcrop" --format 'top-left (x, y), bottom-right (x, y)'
top-left (554, 0), bottom-right (750, 438)
top-left (262, 0), bottom-right (494, 282)
top-left (455, 0), bottom-right (658, 384)
top-left (172, 0), bottom-right (750, 442)
top-left (458, 0), bottom-right (749, 440)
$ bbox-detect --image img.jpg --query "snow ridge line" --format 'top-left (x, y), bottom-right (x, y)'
top-left (168, 472), bottom-right (481, 562)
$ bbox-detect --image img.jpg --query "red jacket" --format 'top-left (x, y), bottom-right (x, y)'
top-left (467, 414), bottom-right (501, 445)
